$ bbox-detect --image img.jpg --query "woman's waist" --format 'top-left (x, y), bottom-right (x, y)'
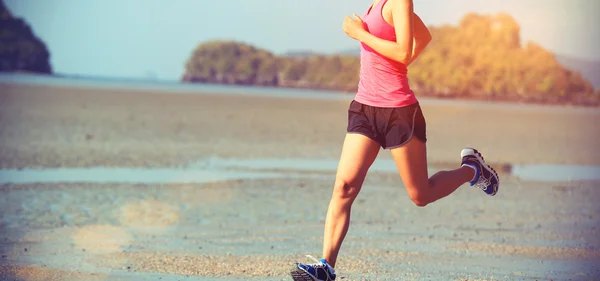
top-left (354, 87), bottom-right (417, 107)
top-left (358, 66), bottom-right (414, 97)
top-left (357, 81), bottom-right (413, 95)
top-left (359, 67), bottom-right (411, 87)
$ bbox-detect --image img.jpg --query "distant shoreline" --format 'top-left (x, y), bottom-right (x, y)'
top-left (1, 72), bottom-right (599, 111)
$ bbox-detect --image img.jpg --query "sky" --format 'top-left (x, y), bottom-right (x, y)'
top-left (5, 0), bottom-right (600, 81)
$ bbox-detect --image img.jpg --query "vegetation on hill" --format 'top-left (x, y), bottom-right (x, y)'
top-left (0, 0), bottom-right (52, 74)
top-left (407, 13), bottom-right (596, 105)
top-left (183, 13), bottom-right (598, 106)
top-left (555, 55), bottom-right (600, 89)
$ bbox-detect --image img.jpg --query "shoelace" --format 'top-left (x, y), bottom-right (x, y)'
top-left (305, 255), bottom-right (335, 275)
top-left (474, 176), bottom-right (491, 191)
top-left (305, 255), bottom-right (324, 267)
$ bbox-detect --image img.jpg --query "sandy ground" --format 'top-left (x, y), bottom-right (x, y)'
top-left (1, 177), bottom-right (599, 280)
top-left (1, 83), bottom-right (599, 169)
top-left (0, 82), bottom-right (599, 280)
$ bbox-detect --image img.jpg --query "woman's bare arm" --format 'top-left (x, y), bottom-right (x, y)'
top-left (349, 0), bottom-right (414, 65)
top-left (407, 13), bottom-right (432, 65)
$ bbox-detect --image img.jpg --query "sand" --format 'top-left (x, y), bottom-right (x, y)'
top-left (1, 83), bottom-right (599, 169)
top-left (0, 81), bottom-right (599, 280)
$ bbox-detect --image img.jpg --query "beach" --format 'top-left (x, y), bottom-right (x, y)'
top-left (0, 78), bottom-right (599, 280)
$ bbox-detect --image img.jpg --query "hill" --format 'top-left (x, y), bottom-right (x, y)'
top-left (0, 0), bottom-right (52, 74)
top-left (182, 13), bottom-right (599, 106)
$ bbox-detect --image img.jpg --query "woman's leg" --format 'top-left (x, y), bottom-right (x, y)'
top-left (322, 133), bottom-right (381, 268)
top-left (390, 136), bottom-right (475, 207)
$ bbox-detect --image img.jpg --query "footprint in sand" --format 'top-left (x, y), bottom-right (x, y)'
top-left (117, 198), bottom-right (180, 232)
top-left (71, 224), bottom-right (132, 255)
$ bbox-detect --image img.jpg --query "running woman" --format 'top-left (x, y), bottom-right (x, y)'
top-left (290, 0), bottom-right (499, 280)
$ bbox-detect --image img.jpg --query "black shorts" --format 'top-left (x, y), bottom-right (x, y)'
top-left (347, 100), bottom-right (427, 149)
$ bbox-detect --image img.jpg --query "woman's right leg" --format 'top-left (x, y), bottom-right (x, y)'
top-left (322, 133), bottom-right (381, 268)
top-left (390, 136), bottom-right (474, 207)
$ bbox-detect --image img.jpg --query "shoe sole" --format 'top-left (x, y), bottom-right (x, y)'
top-left (290, 268), bottom-right (318, 281)
top-left (463, 148), bottom-right (499, 196)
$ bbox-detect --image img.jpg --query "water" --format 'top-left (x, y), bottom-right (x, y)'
top-left (0, 73), bottom-right (354, 101)
top-left (510, 164), bottom-right (600, 181)
top-left (0, 157), bottom-right (598, 184)
top-left (0, 165), bottom-right (325, 185)
top-left (204, 157), bottom-right (600, 182)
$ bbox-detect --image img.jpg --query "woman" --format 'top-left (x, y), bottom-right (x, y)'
top-left (290, 0), bottom-right (499, 280)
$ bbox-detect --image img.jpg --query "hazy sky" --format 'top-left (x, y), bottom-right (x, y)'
top-left (5, 0), bottom-right (600, 81)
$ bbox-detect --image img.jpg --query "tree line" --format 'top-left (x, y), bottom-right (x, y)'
top-left (183, 13), bottom-right (599, 106)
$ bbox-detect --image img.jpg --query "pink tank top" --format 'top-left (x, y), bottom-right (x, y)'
top-left (354, 0), bottom-right (418, 108)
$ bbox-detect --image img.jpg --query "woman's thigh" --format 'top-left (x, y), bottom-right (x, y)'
top-left (389, 136), bottom-right (430, 196)
top-left (335, 133), bottom-right (381, 190)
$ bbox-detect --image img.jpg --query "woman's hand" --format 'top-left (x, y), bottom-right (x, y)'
top-left (342, 14), bottom-right (366, 40)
